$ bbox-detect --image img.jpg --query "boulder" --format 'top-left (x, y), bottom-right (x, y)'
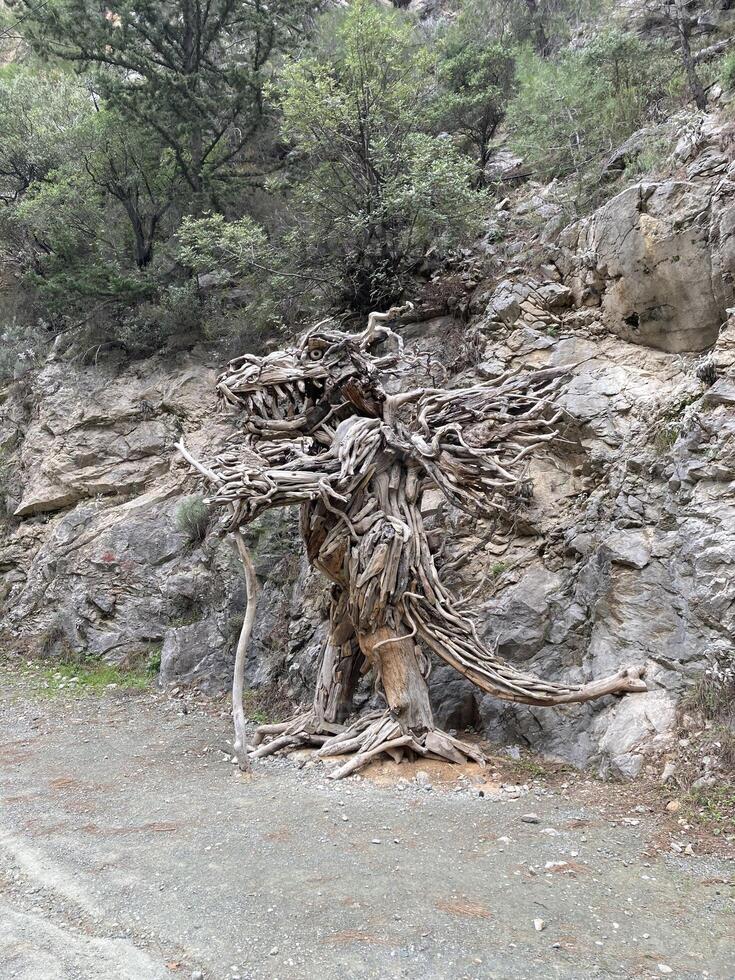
top-left (487, 280), bottom-right (529, 324)
top-left (598, 692), bottom-right (677, 779)
top-left (563, 181), bottom-right (732, 352)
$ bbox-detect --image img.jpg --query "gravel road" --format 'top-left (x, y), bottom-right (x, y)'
top-left (0, 676), bottom-right (733, 980)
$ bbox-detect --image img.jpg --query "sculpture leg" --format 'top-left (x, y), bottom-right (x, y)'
top-left (358, 626), bottom-right (433, 733)
top-left (250, 588), bottom-right (363, 757)
top-left (313, 636), bottom-right (363, 726)
top-left (315, 613), bottom-right (486, 779)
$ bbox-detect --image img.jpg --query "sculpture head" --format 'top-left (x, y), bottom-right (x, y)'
top-left (215, 309), bottom-right (411, 441)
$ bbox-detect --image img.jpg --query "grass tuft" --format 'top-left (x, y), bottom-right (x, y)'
top-left (24, 659), bottom-right (153, 697)
top-left (176, 495), bottom-right (210, 545)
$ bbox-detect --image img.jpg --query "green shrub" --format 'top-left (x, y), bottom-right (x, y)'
top-left (431, 0), bottom-right (516, 180)
top-left (176, 496), bottom-right (211, 545)
top-left (146, 646), bottom-right (162, 675)
top-left (507, 30), bottom-right (680, 206)
top-left (276, 0), bottom-right (485, 311)
top-left (722, 50), bottom-right (735, 91)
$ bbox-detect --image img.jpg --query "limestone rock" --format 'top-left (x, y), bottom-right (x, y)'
top-left (562, 181), bottom-right (733, 352)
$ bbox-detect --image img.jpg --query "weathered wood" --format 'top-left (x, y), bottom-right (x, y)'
top-left (359, 626), bottom-right (433, 734)
top-left (178, 306), bottom-right (648, 776)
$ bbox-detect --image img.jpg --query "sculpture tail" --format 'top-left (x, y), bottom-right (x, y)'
top-left (401, 591), bottom-right (647, 707)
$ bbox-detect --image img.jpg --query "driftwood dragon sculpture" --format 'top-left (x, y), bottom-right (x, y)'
top-left (179, 307), bottom-right (647, 778)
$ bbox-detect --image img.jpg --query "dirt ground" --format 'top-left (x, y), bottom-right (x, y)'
top-left (0, 674), bottom-right (733, 980)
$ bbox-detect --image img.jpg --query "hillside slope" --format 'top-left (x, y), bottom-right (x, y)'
top-left (1, 106), bottom-right (734, 781)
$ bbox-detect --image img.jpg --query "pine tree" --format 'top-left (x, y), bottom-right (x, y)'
top-left (21, 0), bottom-right (317, 204)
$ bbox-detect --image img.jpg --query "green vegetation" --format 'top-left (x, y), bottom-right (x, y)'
top-left (508, 755), bottom-right (548, 778)
top-left (146, 645), bottom-right (163, 675)
top-left (677, 666), bottom-right (735, 833)
top-left (683, 670), bottom-right (735, 727)
top-left (176, 496), bottom-right (211, 545)
top-left (0, 0), bottom-right (723, 369)
top-left (507, 29), bottom-right (681, 206)
top-left (431, 0), bottom-right (516, 181)
top-left (278, 0), bottom-right (483, 309)
top-left (682, 784), bottom-right (735, 834)
top-left (722, 49), bottom-right (735, 90)
top-left (22, 658), bottom-right (153, 696)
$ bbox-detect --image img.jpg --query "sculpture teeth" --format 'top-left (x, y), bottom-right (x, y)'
top-left (251, 391), bottom-right (266, 415)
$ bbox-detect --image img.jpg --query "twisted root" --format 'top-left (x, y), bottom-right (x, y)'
top-left (250, 708), bottom-right (485, 779)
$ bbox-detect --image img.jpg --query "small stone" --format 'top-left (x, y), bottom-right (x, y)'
top-left (661, 761), bottom-right (677, 784)
top-left (191, 973), bottom-right (204, 980)
top-left (534, 918), bottom-right (546, 932)
top-left (521, 813), bottom-right (540, 824)
top-left (269, 947), bottom-right (278, 956)
top-left (666, 799), bottom-right (680, 813)
top-left (540, 828), bottom-right (560, 836)
top-left (684, 843), bottom-right (694, 856)
top-left (692, 775), bottom-right (716, 790)
top-left (371, 838), bottom-right (381, 844)
top-left (657, 966), bottom-right (673, 975)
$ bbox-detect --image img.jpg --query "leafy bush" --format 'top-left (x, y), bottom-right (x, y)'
top-left (146, 646), bottom-right (162, 675)
top-left (432, 1), bottom-right (516, 179)
top-left (176, 496), bottom-right (211, 545)
top-left (507, 30), bottom-right (680, 205)
top-left (722, 50), bottom-right (735, 91)
top-left (276, 0), bottom-right (485, 310)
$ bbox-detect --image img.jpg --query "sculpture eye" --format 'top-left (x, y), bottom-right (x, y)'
top-left (309, 348), bottom-right (324, 361)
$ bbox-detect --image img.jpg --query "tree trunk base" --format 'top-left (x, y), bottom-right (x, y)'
top-left (249, 708), bottom-right (486, 779)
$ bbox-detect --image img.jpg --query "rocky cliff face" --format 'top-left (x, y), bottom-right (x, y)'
top-left (1, 110), bottom-right (734, 778)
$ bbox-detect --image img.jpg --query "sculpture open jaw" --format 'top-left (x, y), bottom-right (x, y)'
top-left (233, 377), bottom-right (327, 427)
